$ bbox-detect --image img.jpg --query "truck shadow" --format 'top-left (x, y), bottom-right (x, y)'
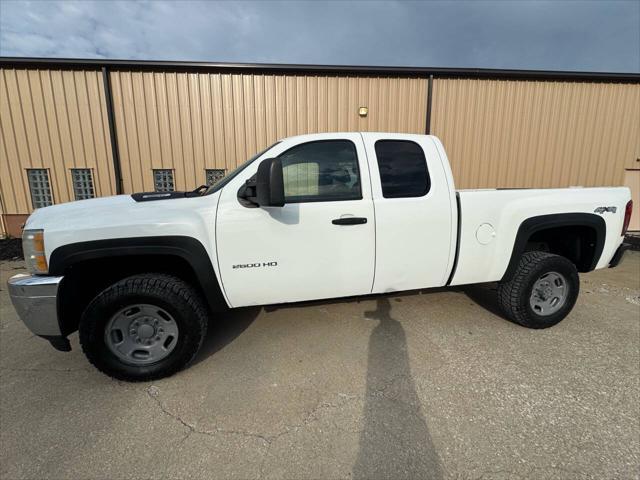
top-left (192, 307), bottom-right (261, 365)
top-left (191, 287), bottom-right (503, 475)
top-left (458, 283), bottom-right (509, 320)
top-left (195, 285), bottom-right (508, 367)
top-left (353, 298), bottom-right (443, 480)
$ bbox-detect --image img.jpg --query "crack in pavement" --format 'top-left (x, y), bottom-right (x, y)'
top-left (146, 384), bottom-right (362, 479)
top-left (160, 427), bottom-right (198, 480)
top-left (256, 393), bottom-right (361, 479)
top-left (147, 384), bottom-right (361, 444)
top-left (146, 385), bottom-right (272, 445)
top-left (146, 374), bottom-right (416, 442)
top-left (146, 373), bottom-right (440, 480)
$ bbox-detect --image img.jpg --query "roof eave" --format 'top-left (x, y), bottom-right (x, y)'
top-left (0, 57), bottom-right (638, 83)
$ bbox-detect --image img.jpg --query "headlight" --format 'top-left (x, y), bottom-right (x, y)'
top-left (23, 229), bottom-right (48, 274)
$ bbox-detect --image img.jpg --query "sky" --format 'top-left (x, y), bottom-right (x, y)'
top-left (0, 0), bottom-right (638, 73)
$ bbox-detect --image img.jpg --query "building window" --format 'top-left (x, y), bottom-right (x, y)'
top-left (27, 169), bottom-right (53, 209)
top-left (71, 168), bottom-right (95, 200)
top-left (206, 169), bottom-right (226, 186)
top-left (374, 140), bottom-right (430, 198)
top-left (153, 169), bottom-right (174, 192)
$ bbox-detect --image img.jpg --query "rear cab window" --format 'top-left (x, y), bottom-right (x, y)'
top-left (374, 140), bottom-right (430, 198)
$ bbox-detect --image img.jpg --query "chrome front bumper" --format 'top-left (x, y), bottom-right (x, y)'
top-left (8, 273), bottom-right (64, 337)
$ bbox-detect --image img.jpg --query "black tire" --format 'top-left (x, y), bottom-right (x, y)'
top-left (497, 251), bottom-right (579, 329)
top-left (79, 274), bottom-right (208, 381)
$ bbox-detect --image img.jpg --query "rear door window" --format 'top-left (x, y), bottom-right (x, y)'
top-left (374, 140), bottom-right (430, 198)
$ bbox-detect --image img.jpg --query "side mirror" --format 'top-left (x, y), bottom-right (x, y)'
top-left (238, 158), bottom-right (285, 207)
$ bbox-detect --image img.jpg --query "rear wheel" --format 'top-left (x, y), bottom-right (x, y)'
top-left (79, 274), bottom-right (207, 381)
top-left (497, 251), bottom-right (579, 329)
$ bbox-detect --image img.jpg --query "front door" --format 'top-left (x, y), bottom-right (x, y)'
top-left (216, 133), bottom-right (375, 307)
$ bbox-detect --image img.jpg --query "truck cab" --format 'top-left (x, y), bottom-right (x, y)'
top-left (216, 132), bottom-right (457, 306)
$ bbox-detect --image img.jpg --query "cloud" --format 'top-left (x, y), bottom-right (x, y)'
top-left (0, 0), bottom-right (638, 72)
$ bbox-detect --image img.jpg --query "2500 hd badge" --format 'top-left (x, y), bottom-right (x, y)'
top-left (232, 262), bottom-right (278, 269)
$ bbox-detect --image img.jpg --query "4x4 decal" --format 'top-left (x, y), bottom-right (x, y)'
top-left (594, 206), bottom-right (617, 214)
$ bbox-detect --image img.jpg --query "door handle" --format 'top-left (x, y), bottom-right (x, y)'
top-left (332, 217), bottom-right (367, 225)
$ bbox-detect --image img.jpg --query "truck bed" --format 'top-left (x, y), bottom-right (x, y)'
top-left (449, 186), bottom-right (630, 286)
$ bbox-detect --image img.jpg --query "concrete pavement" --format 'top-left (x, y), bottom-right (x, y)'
top-left (1, 253), bottom-right (639, 479)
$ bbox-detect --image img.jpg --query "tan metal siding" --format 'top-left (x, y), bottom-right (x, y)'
top-left (109, 71), bottom-right (427, 192)
top-left (431, 78), bottom-right (640, 189)
top-left (0, 68), bottom-right (115, 214)
top-left (3, 64), bottom-right (637, 222)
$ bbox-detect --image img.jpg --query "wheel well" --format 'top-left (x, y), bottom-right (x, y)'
top-left (525, 225), bottom-right (598, 272)
top-left (57, 255), bottom-right (211, 337)
top-left (501, 213), bottom-right (606, 283)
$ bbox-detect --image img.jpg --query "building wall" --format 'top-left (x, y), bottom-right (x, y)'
top-left (109, 71), bottom-right (427, 192)
top-left (0, 68), bottom-right (116, 218)
top-left (432, 78), bottom-right (640, 189)
top-left (1, 64), bottom-right (639, 238)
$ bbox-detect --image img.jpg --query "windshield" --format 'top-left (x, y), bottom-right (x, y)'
top-left (204, 142), bottom-right (281, 195)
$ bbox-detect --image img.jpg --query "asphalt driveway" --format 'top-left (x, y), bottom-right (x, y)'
top-left (1, 253), bottom-right (639, 479)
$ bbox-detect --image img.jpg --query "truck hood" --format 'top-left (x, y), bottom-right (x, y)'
top-left (25, 195), bottom-right (136, 230)
top-left (23, 192), bottom-right (221, 261)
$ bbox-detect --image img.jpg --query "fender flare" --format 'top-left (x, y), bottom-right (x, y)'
top-left (49, 236), bottom-right (227, 313)
top-left (501, 213), bottom-right (606, 282)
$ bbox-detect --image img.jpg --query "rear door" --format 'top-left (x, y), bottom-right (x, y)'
top-left (362, 133), bottom-right (457, 292)
top-left (216, 133), bottom-right (376, 307)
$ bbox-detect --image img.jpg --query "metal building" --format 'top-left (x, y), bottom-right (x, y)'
top-left (1, 58), bottom-right (639, 237)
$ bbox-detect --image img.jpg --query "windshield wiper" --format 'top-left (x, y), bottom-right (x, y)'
top-left (186, 185), bottom-right (208, 197)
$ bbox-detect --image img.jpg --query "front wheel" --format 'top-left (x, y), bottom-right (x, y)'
top-left (497, 251), bottom-right (579, 329)
top-left (79, 274), bottom-right (208, 381)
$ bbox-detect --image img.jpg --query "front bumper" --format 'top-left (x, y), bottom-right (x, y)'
top-left (8, 273), bottom-right (64, 337)
top-left (609, 243), bottom-right (630, 268)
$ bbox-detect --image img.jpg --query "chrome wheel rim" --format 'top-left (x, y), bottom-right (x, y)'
top-left (104, 304), bottom-right (179, 366)
top-left (529, 271), bottom-right (568, 316)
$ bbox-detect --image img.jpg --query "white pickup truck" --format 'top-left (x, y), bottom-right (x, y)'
top-left (8, 133), bottom-right (633, 381)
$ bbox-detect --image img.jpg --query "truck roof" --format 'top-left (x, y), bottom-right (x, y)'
top-left (280, 131), bottom-right (434, 142)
